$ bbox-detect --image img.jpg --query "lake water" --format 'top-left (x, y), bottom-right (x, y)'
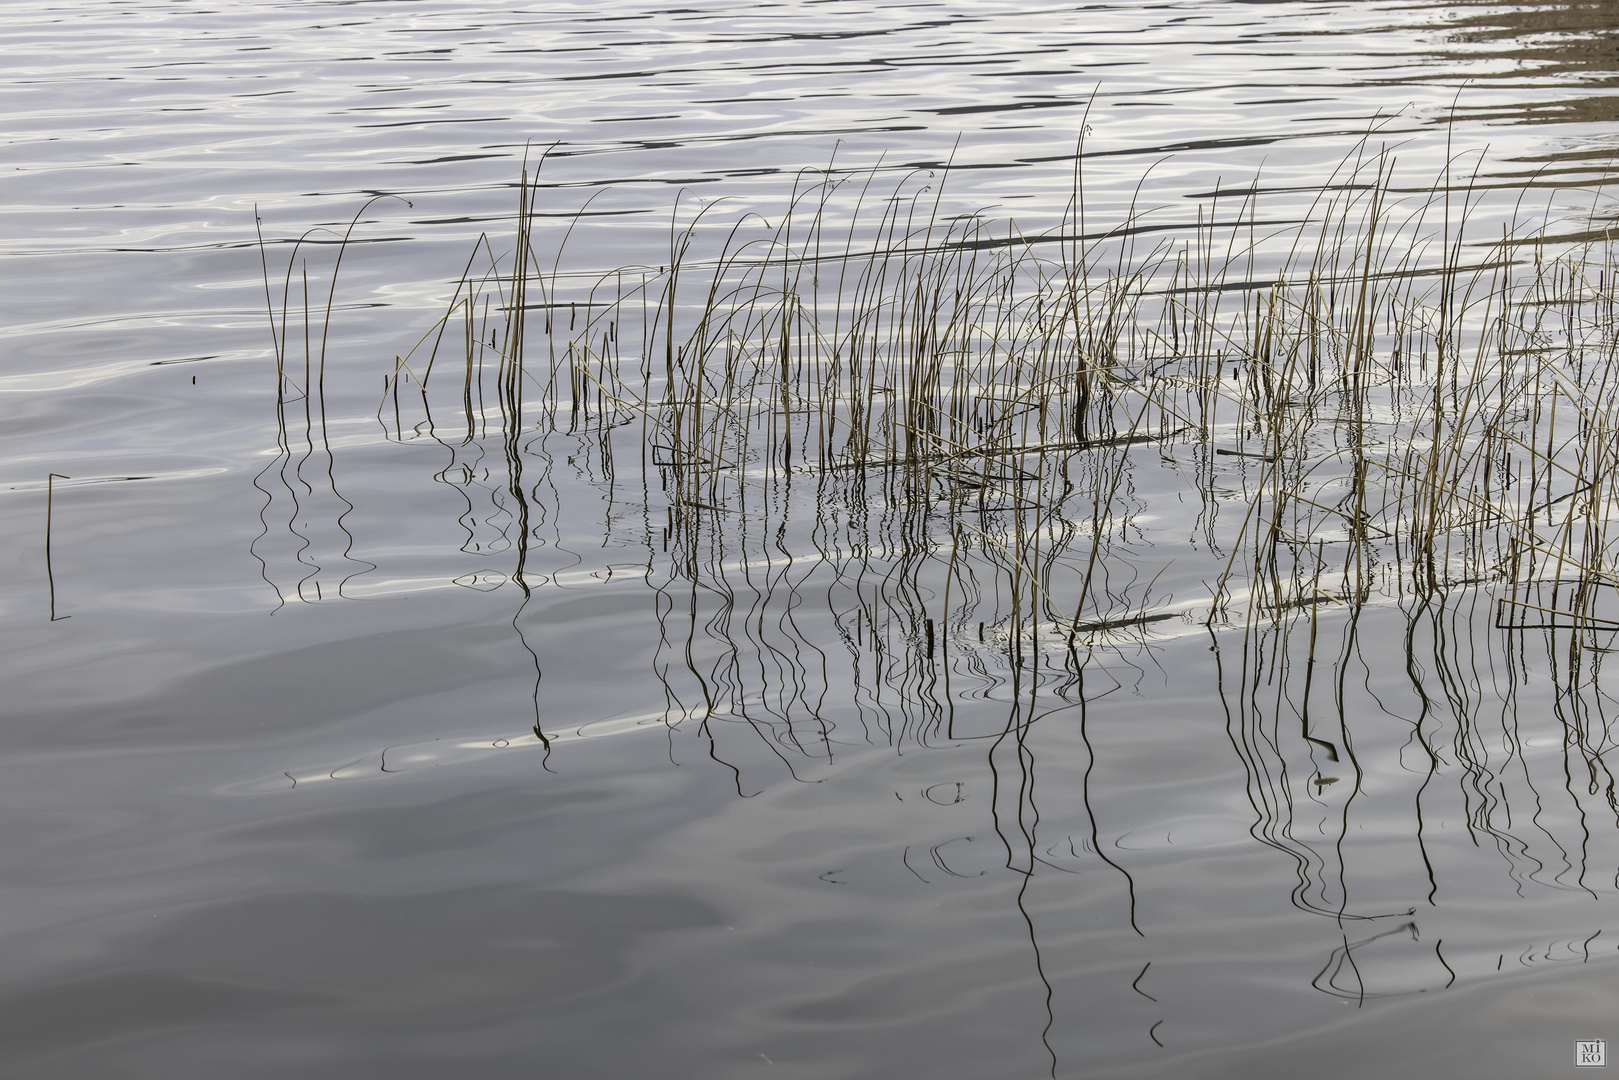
top-left (4, 1), bottom-right (1619, 1077)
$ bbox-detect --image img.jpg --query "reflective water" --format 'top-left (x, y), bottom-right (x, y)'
top-left (3, 1), bottom-right (1619, 1077)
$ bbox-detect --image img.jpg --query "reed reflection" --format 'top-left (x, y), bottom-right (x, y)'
top-left (1419, 0), bottom-right (1619, 130)
top-left (250, 204), bottom-right (398, 610)
top-left (256, 138), bottom-right (1619, 1045)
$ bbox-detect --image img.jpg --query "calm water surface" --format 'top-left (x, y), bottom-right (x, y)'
top-left (3, 2), bottom-right (1619, 1077)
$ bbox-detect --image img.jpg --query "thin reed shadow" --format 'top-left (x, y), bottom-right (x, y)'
top-left (45, 473), bottom-right (69, 622)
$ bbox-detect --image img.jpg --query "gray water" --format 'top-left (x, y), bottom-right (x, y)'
top-left (4, 2), bottom-right (1619, 1077)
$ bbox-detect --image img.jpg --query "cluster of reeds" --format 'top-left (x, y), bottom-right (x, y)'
top-left (362, 141), bottom-right (1617, 641)
top-left (255, 141), bottom-right (1619, 880)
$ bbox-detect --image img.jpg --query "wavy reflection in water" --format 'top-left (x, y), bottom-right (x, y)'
top-left (255, 139), bottom-right (1619, 1045)
top-left (1415, 0), bottom-right (1619, 130)
top-left (248, 206), bottom-right (392, 610)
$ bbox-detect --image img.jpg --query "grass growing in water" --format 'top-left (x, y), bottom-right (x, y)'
top-left (258, 139), bottom-right (1619, 907)
top-left (361, 141), bottom-right (1619, 643)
